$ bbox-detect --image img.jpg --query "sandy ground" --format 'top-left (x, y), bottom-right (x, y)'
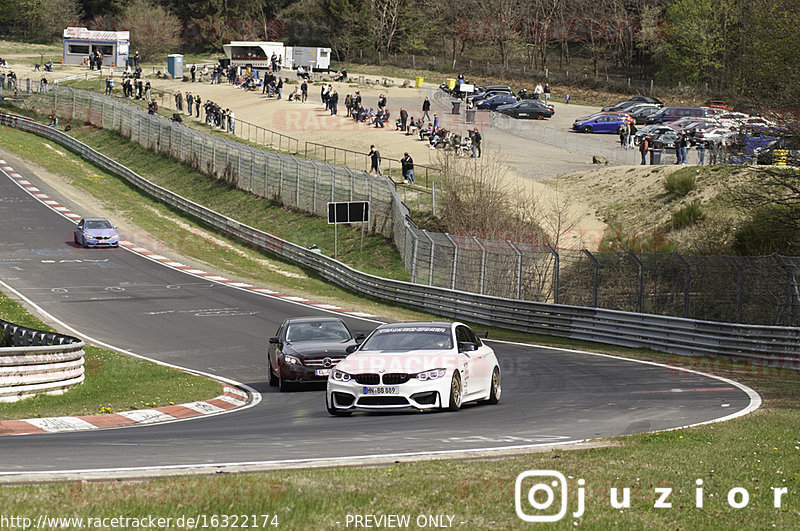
top-left (2, 52), bottom-right (653, 249)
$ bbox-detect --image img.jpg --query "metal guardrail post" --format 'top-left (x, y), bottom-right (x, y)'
top-left (545, 243), bottom-right (559, 304)
top-left (626, 250), bottom-right (644, 314)
top-left (673, 252), bottom-right (691, 318)
top-left (410, 231), bottom-right (419, 283)
top-left (582, 249), bottom-right (599, 307)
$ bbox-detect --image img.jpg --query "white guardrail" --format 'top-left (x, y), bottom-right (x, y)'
top-left (2, 113), bottom-right (799, 367)
top-left (0, 319), bottom-right (85, 402)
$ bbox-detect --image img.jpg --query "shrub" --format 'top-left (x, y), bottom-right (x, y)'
top-left (663, 172), bottom-right (697, 196)
top-left (671, 200), bottom-right (706, 230)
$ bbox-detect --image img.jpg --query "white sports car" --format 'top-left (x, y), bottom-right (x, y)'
top-left (326, 321), bottom-right (501, 415)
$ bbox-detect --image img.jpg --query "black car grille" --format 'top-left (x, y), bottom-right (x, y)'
top-left (411, 391), bottom-right (438, 405)
top-left (354, 373), bottom-right (380, 385)
top-left (382, 373), bottom-right (411, 385)
top-left (304, 356), bottom-right (345, 369)
top-left (358, 396), bottom-right (409, 406)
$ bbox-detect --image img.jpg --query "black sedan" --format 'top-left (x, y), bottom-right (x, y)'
top-left (495, 100), bottom-right (555, 119)
top-left (268, 317), bottom-right (365, 391)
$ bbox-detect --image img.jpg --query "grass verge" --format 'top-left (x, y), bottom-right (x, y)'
top-left (0, 292), bottom-right (221, 420)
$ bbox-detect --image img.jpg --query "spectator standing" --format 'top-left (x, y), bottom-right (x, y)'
top-left (400, 108), bottom-right (408, 131)
top-left (433, 113), bottom-right (439, 130)
top-left (401, 153), bottom-right (414, 184)
top-left (697, 141), bottom-right (706, 165)
top-left (174, 90), bottom-right (183, 111)
top-left (144, 81), bottom-right (151, 102)
top-left (378, 94), bottom-right (387, 109)
top-left (345, 93), bottom-right (353, 116)
top-left (195, 96), bottom-right (201, 118)
top-left (471, 128), bottom-right (482, 158)
top-left (533, 83), bottom-right (543, 100)
top-left (186, 92), bottom-right (193, 115)
top-left (330, 90), bottom-right (339, 115)
top-left (354, 91), bottom-right (362, 108)
top-left (544, 83), bottom-right (551, 104)
top-left (301, 80), bottom-right (308, 102)
top-left (369, 145), bottom-right (382, 175)
top-left (710, 140), bottom-right (720, 165)
top-left (422, 97), bottom-right (431, 122)
top-left (228, 109), bottom-right (235, 134)
top-left (276, 77), bottom-right (283, 99)
top-left (132, 50), bottom-right (139, 69)
top-left (565, 93), bottom-right (570, 104)
top-left (640, 136), bottom-right (650, 165)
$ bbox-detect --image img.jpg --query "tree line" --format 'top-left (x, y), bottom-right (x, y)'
top-left (1, 0), bottom-right (797, 105)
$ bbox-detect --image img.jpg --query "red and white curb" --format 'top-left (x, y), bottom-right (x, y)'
top-left (0, 387), bottom-right (249, 436)
top-left (0, 158), bottom-right (374, 318)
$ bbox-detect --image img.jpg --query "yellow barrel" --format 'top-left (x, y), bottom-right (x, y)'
top-left (446, 78), bottom-right (456, 90)
top-left (415, 77), bottom-right (424, 87)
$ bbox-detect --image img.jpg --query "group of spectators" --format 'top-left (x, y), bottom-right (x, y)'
top-left (343, 91), bottom-right (392, 127)
top-left (203, 100), bottom-right (235, 133)
top-left (1, 69), bottom-right (18, 90)
top-left (120, 76), bottom-right (150, 101)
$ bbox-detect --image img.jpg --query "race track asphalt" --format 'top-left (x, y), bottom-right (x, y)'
top-left (0, 154), bottom-right (756, 479)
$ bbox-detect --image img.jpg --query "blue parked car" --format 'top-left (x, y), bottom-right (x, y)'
top-left (572, 113), bottom-right (634, 134)
top-left (475, 93), bottom-right (518, 110)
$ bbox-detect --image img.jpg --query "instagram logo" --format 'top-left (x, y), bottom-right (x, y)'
top-left (515, 470), bottom-right (584, 522)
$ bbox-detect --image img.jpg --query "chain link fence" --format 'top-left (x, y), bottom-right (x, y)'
top-left (9, 82), bottom-right (800, 327)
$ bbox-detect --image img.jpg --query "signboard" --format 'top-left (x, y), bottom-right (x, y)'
top-left (327, 201), bottom-right (369, 224)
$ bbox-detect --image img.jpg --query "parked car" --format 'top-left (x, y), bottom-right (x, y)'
top-left (704, 99), bottom-right (729, 110)
top-left (694, 127), bottom-right (737, 145)
top-left (628, 95), bottom-right (663, 105)
top-left (573, 112), bottom-right (634, 133)
top-left (634, 125), bottom-right (675, 144)
top-left (468, 89), bottom-right (514, 106)
top-left (495, 100), bottom-right (555, 119)
top-left (73, 218), bottom-right (119, 248)
top-left (326, 321), bottom-right (501, 415)
top-left (475, 93), bottom-right (518, 110)
top-left (646, 106), bottom-right (715, 124)
top-left (268, 317), bottom-right (365, 392)
top-left (601, 100), bottom-right (646, 112)
top-left (626, 103), bottom-right (662, 124)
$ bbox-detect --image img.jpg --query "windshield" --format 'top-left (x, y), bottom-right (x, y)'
top-left (85, 220), bottom-right (113, 230)
top-left (285, 321), bottom-right (352, 343)
top-left (359, 326), bottom-right (453, 351)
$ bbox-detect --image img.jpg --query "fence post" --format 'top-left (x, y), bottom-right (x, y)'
top-left (445, 233), bottom-right (458, 290)
top-left (410, 231), bottom-right (419, 283)
top-left (473, 236), bottom-right (486, 295)
top-left (723, 255), bottom-right (743, 323)
top-left (422, 230), bottom-right (435, 286)
top-left (625, 250), bottom-right (644, 313)
top-left (673, 252), bottom-right (691, 318)
top-left (508, 241), bottom-right (523, 299)
top-left (582, 249), bottom-right (599, 307)
top-left (775, 254), bottom-right (800, 327)
top-left (546, 243), bottom-right (559, 304)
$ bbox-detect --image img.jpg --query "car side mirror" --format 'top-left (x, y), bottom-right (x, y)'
top-left (458, 341), bottom-right (477, 353)
top-left (268, 336), bottom-right (280, 345)
top-left (355, 333), bottom-right (367, 342)
top-left (346, 344), bottom-right (359, 354)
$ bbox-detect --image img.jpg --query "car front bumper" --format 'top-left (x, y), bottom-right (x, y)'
top-left (326, 376), bottom-right (451, 412)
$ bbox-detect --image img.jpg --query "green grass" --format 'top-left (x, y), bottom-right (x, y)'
top-left (0, 293), bottom-right (221, 420)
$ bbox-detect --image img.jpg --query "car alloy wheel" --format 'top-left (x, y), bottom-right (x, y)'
top-left (582, 125), bottom-right (593, 133)
top-left (278, 375), bottom-right (293, 392)
top-left (447, 372), bottom-right (462, 411)
top-left (487, 367), bottom-right (501, 404)
top-left (536, 113), bottom-right (544, 120)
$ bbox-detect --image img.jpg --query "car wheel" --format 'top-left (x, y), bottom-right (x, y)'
top-left (81, 236), bottom-right (88, 248)
top-left (486, 367), bottom-right (501, 405)
top-left (269, 364), bottom-right (278, 386)
top-left (278, 375), bottom-right (293, 392)
top-left (582, 126), bottom-right (593, 133)
top-left (536, 113), bottom-right (544, 120)
top-left (327, 395), bottom-right (351, 416)
top-left (446, 371), bottom-right (462, 411)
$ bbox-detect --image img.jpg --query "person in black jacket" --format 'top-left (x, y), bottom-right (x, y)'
top-left (422, 97), bottom-right (431, 121)
top-left (369, 145), bottom-right (381, 175)
top-left (401, 153), bottom-right (414, 184)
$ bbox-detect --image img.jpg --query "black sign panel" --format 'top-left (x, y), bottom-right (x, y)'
top-left (327, 201), bottom-right (369, 224)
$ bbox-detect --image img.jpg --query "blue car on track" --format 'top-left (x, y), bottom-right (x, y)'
top-left (74, 217), bottom-right (120, 248)
top-left (572, 113), bottom-right (634, 134)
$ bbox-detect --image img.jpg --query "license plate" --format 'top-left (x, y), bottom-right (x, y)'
top-left (315, 369), bottom-right (331, 376)
top-left (363, 386), bottom-right (399, 395)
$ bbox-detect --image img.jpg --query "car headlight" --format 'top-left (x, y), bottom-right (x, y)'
top-left (283, 354), bottom-right (301, 366)
top-left (415, 368), bottom-right (446, 381)
top-left (331, 369), bottom-right (351, 382)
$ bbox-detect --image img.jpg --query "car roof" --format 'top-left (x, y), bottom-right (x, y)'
top-left (284, 316), bottom-right (346, 324)
top-left (82, 217), bottom-right (110, 221)
top-left (376, 321), bottom-right (456, 330)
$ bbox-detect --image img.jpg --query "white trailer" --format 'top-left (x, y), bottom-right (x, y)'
top-left (222, 41), bottom-right (288, 70)
top-left (288, 47), bottom-right (331, 72)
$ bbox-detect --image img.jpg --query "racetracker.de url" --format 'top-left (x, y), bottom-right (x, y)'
top-left (0, 514), bottom-right (280, 528)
